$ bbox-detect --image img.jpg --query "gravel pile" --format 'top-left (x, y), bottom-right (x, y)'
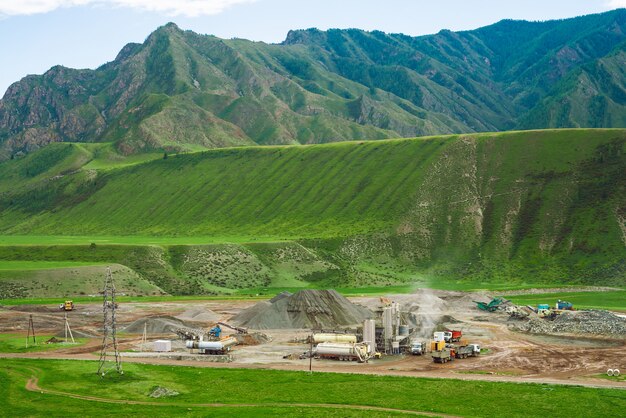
top-left (514, 310), bottom-right (626, 338)
top-left (231, 289), bottom-right (373, 330)
top-left (124, 316), bottom-right (191, 334)
top-left (175, 308), bottom-right (219, 323)
top-left (234, 332), bottom-right (271, 345)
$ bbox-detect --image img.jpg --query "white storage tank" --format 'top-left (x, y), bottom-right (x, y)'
top-left (362, 319), bottom-right (376, 353)
top-left (312, 333), bottom-right (357, 344)
top-left (153, 340), bottom-right (172, 352)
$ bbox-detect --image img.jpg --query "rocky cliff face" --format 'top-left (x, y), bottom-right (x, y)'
top-left (2, 10), bottom-right (626, 160)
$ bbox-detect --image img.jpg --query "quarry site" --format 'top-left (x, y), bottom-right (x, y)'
top-left (1, 287), bottom-right (624, 389)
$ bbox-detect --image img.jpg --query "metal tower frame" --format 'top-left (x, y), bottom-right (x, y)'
top-left (97, 267), bottom-right (123, 377)
top-left (26, 314), bottom-right (36, 348)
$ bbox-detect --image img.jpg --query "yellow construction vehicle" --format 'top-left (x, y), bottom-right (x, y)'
top-left (59, 300), bottom-right (75, 311)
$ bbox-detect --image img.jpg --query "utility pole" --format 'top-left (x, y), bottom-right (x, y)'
top-left (141, 322), bottom-right (147, 351)
top-left (64, 313), bottom-right (75, 343)
top-left (309, 332), bottom-right (313, 374)
top-left (97, 267), bottom-right (123, 377)
top-left (26, 314), bottom-right (36, 348)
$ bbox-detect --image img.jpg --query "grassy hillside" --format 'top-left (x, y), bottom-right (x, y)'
top-left (0, 129), bottom-right (623, 295)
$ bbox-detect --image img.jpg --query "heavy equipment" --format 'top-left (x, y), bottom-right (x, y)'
top-left (474, 297), bottom-right (504, 312)
top-left (217, 321), bottom-right (248, 334)
top-left (312, 333), bottom-right (357, 344)
top-left (537, 304), bottom-right (558, 319)
top-left (452, 341), bottom-right (480, 359)
top-left (208, 325), bottom-right (222, 338)
top-left (410, 340), bottom-right (426, 355)
top-left (468, 344), bottom-right (481, 356)
top-left (59, 300), bottom-right (74, 311)
top-left (444, 330), bottom-right (462, 342)
top-left (186, 337), bottom-right (237, 354)
top-left (556, 300), bottom-right (573, 310)
top-left (431, 346), bottom-right (455, 363)
top-left (506, 305), bottom-right (531, 319)
top-left (314, 342), bottom-right (371, 362)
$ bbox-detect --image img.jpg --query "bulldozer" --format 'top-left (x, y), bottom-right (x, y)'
top-left (59, 300), bottom-right (74, 311)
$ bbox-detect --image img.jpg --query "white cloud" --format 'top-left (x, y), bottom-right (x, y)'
top-left (607, 0), bottom-right (626, 8)
top-left (0, 0), bottom-right (256, 17)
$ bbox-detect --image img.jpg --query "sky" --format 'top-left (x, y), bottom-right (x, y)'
top-left (1, 0), bottom-right (625, 96)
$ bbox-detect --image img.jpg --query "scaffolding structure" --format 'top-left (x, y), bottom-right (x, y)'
top-left (97, 267), bottom-right (123, 377)
top-left (63, 313), bottom-right (75, 343)
top-left (26, 314), bottom-right (36, 348)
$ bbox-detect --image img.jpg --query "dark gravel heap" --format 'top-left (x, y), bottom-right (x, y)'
top-left (231, 289), bottom-right (373, 330)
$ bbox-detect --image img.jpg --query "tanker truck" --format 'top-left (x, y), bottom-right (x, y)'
top-left (312, 333), bottom-right (357, 344)
top-left (315, 342), bottom-right (371, 362)
top-left (186, 337), bottom-right (237, 354)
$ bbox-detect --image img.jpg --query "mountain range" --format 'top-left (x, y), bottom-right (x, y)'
top-left (2, 10), bottom-right (626, 159)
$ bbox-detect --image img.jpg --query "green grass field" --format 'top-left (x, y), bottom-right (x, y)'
top-left (1, 358), bottom-right (624, 417)
top-left (0, 235), bottom-right (286, 246)
top-left (1, 283), bottom-right (612, 306)
top-left (506, 291), bottom-right (626, 311)
top-left (0, 261), bottom-right (107, 270)
top-left (0, 334), bottom-right (87, 353)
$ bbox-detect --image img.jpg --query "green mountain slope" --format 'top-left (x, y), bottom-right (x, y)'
top-left (0, 129), bottom-right (623, 293)
top-left (3, 11), bottom-right (626, 159)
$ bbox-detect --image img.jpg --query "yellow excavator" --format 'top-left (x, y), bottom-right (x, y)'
top-left (59, 300), bottom-right (75, 311)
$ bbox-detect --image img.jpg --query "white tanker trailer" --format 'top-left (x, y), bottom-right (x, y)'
top-left (186, 337), bottom-right (237, 354)
top-left (312, 333), bottom-right (357, 344)
top-left (314, 342), bottom-right (371, 363)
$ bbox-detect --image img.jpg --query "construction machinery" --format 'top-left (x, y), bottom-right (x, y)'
top-left (557, 300), bottom-right (573, 310)
top-left (314, 342), bottom-right (371, 362)
top-left (217, 321), bottom-right (248, 334)
top-left (186, 337), bottom-right (237, 354)
top-left (430, 345), bottom-right (456, 363)
top-left (208, 325), bottom-right (222, 338)
top-left (537, 304), bottom-right (559, 319)
top-left (506, 305), bottom-right (531, 319)
top-left (59, 300), bottom-right (74, 311)
top-left (452, 341), bottom-right (480, 359)
top-left (410, 340), bottom-right (426, 355)
top-left (312, 333), bottom-right (357, 344)
top-left (474, 297), bottom-right (504, 312)
top-left (444, 330), bottom-right (462, 342)
top-left (468, 344), bottom-right (481, 356)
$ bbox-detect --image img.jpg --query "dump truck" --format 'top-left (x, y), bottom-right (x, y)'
top-left (453, 341), bottom-right (480, 359)
top-left (468, 344), bottom-right (481, 356)
top-left (431, 347), bottom-right (455, 363)
top-left (59, 300), bottom-right (74, 311)
top-left (557, 300), bottom-right (573, 310)
top-left (410, 340), bottom-right (426, 355)
top-left (315, 342), bottom-right (371, 362)
top-left (444, 330), bottom-right (462, 342)
top-left (431, 340), bottom-right (454, 363)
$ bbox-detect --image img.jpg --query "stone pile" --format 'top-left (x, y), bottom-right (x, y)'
top-left (231, 289), bottom-right (373, 329)
top-left (514, 310), bottom-right (626, 338)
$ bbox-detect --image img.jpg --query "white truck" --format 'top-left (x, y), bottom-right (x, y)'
top-left (409, 340), bottom-right (426, 355)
